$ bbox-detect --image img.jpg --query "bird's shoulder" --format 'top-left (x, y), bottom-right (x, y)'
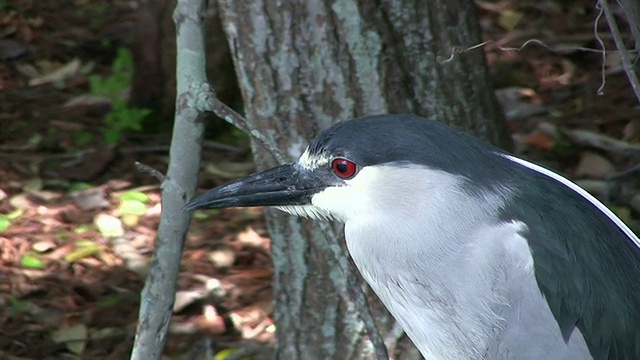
top-left (500, 159), bottom-right (640, 359)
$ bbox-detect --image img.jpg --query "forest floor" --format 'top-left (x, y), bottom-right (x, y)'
top-left (0, 1), bottom-right (639, 359)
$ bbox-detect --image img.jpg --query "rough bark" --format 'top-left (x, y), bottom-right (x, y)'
top-left (216, 0), bottom-right (510, 359)
top-left (131, 0), bottom-right (240, 119)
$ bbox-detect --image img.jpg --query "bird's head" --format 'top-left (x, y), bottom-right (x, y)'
top-left (184, 114), bottom-right (513, 223)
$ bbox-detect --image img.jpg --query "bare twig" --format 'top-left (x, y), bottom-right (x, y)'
top-left (593, 4), bottom-right (608, 95)
top-left (606, 162), bottom-right (640, 180)
top-left (437, 41), bottom-right (491, 63)
top-left (194, 83), bottom-right (288, 164)
top-left (202, 140), bottom-right (246, 153)
top-left (616, 0), bottom-right (640, 61)
top-left (537, 122), bottom-right (640, 158)
top-left (119, 141), bottom-right (245, 154)
top-left (604, 162), bottom-right (640, 203)
top-left (0, 152), bottom-right (84, 160)
top-left (438, 8), bottom-right (640, 101)
top-left (130, 0), bottom-right (208, 359)
top-left (437, 37), bottom-right (639, 65)
top-left (598, 0), bottom-right (640, 104)
top-left (135, 161), bottom-right (165, 182)
top-left (563, 128), bottom-right (640, 158)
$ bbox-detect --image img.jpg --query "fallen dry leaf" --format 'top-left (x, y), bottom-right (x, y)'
top-left (50, 323), bottom-right (88, 355)
top-left (575, 152), bottom-right (615, 178)
top-left (237, 227), bottom-right (270, 249)
top-left (28, 58), bottom-right (82, 86)
top-left (522, 130), bottom-right (555, 151)
top-left (31, 240), bottom-right (56, 253)
top-left (94, 213), bottom-right (124, 237)
top-left (208, 244), bottom-right (236, 269)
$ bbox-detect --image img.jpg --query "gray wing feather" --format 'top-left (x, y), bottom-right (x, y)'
top-left (500, 170), bottom-right (640, 360)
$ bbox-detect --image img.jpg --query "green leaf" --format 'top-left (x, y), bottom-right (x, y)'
top-left (6, 208), bottom-right (24, 220)
top-left (192, 209), bottom-right (221, 219)
top-left (553, 139), bottom-right (573, 152)
top-left (74, 131), bottom-right (94, 146)
top-left (75, 240), bottom-right (96, 247)
top-left (67, 182), bottom-right (93, 192)
top-left (0, 217), bottom-right (10, 233)
top-left (74, 224), bottom-right (92, 234)
top-left (549, 109), bottom-right (565, 118)
top-left (88, 47), bottom-right (149, 145)
top-left (9, 296), bottom-right (28, 312)
top-left (65, 243), bottom-right (102, 262)
top-left (43, 179), bottom-right (71, 189)
top-left (119, 191), bottom-right (149, 203)
top-left (99, 296), bottom-right (119, 307)
top-left (215, 349), bottom-right (251, 360)
top-left (21, 255), bottom-right (45, 269)
top-left (498, 9), bottom-right (524, 30)
top-left (119, 200), bottom-right (147, 215)
top-left (192, 211), bottom-right (210, 220)
top-left (104, 127), bottom-right (120, 145)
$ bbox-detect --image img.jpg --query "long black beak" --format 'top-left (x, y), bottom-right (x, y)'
top-left (183, 163), bottom-right (327, 211)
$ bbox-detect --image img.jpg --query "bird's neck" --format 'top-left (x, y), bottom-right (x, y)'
top-left (344, 213), bottom-right (524, 359)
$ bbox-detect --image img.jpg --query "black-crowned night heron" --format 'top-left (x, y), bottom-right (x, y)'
top-left (184, 114), bottom-right (640, 359)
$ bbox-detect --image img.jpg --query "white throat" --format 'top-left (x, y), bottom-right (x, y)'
top-left (277, 165), bottom-right (523, 358)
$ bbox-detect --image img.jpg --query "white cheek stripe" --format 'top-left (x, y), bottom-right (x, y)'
top-left (298, 148), bottom-right (330, 171)
top-left (503, 154), bottom-right (640, 248)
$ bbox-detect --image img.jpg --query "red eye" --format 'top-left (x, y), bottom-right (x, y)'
top-left (331, 158), bottom-right (358, 179)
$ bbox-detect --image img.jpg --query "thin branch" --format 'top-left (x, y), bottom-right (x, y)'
top-left (437, 20), bottom-right (640, 100)
top-left (201, 140), bottom-right (246, 153)
top-left (119, 141), bottom-right (245, 154)
top-left (130, 0), bottom-right (208, 359)
top-left (604, 162), bottom-right (640, 203)
top-left (194, 83), bottom-right (288, 164)
top-left (437, 37), bottom-right (639, 65)
top-left (593, 4), bottom-right (608, 95)
top-left (607, 162), bottom-right (640, 180)
top-left (135, 161), bottom-right (165, 182)
top-left (598, 0), bottom-right (640, 104)
top-left (616, 0), bottom-right (640, 55)
top-left (537, 122), bottom-right (640, 158)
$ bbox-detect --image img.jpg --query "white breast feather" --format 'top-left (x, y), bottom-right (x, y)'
top-left (273, 163), bottom-right (593, 359)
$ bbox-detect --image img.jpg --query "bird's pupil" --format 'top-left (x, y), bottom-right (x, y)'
top-left (332, 158), bottom-right (356, 178)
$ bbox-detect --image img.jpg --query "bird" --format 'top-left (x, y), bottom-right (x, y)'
top-left (184, 114), bottom-right (640, 360)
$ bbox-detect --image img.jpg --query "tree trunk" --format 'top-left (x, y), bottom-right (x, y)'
top-left (216, 0), bottom-right (509, 359)
top-left (131, 0), bottom-right (241, 119)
